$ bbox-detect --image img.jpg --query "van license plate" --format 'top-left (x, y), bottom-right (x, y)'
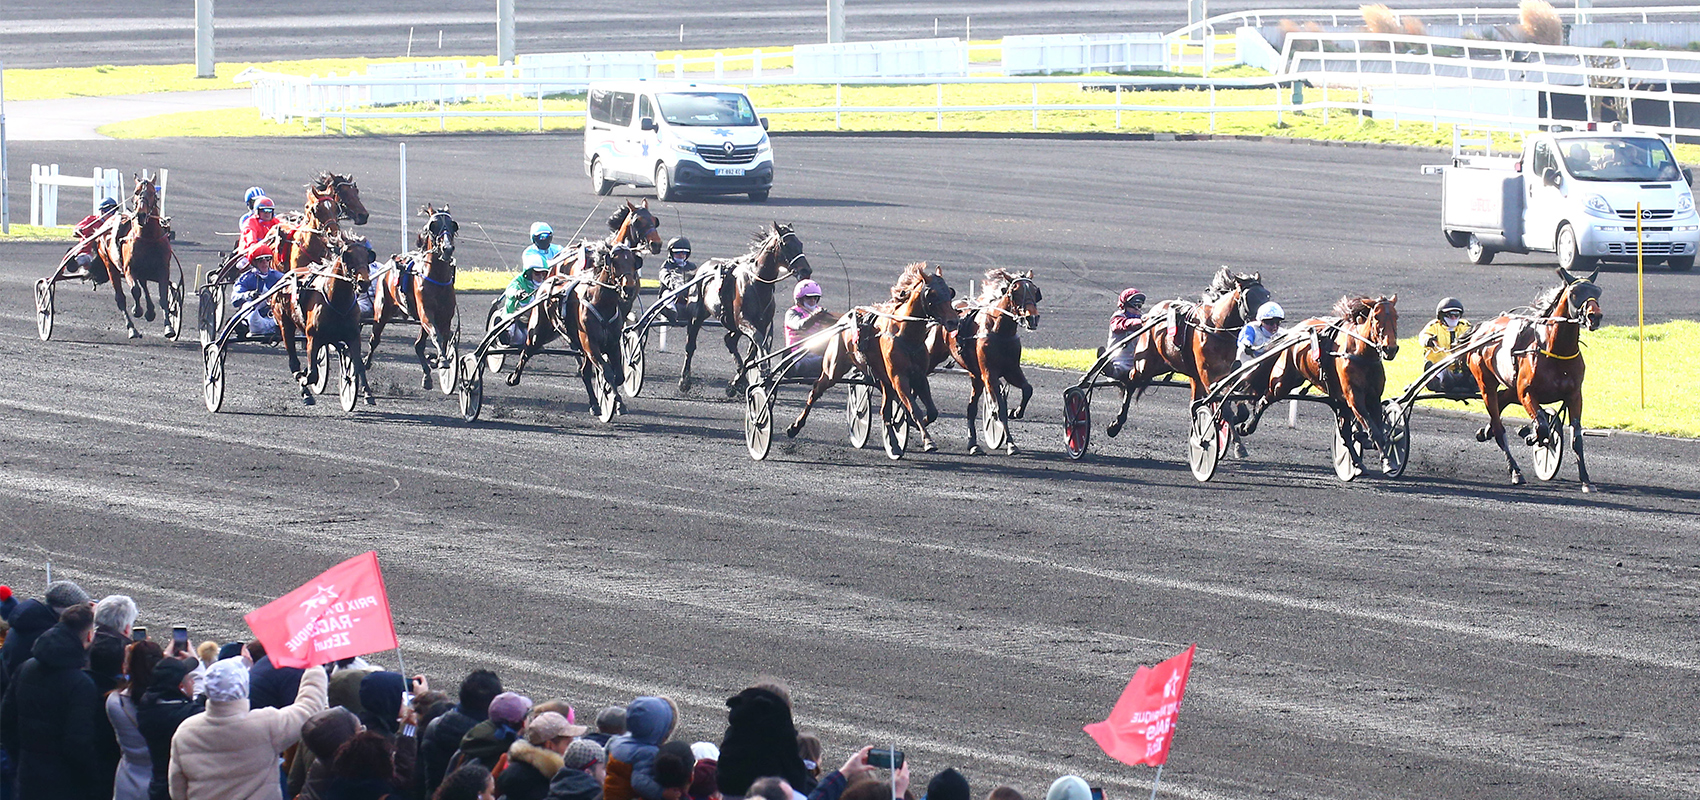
top-left (714, 167), bottom-right (745, 177)
top-left (1647, 232), bottom-right (1670, 242)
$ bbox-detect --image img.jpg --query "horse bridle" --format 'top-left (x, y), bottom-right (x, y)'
top-left (1328, 299), bottom-right (1397, 360)
top-left (978, 277), bottom-right (1039, 330)
top-left (426, 211), bottom-right (457, 256)
top-left (748, 230), bottom-right (810, 284)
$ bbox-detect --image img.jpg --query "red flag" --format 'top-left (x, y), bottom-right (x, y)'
top-left (1083, 644), bottom-right (1196, 767)
top-left (244, 551), bottom-right (398, 669)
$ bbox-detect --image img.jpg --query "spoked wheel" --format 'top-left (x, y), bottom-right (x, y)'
top-left (484, 299), bottom-right (508, 372)
top-left (1531, 407), bottom-right (1567, 481)
top-left (164, 278), bottom-right (185, 341)
top-left (202, 344), bottom-right (226, 413)
top-left (338, 345), bottom-right (360, 412)
top-left (1331, 418), bottom-right (1364, 482)
top-left (1188, 403), bottom-right (1222, 482)
top-left (622, 328), bottom-right (647, 398)
top-left (34, 278), bottom-right (55, 341)
top-left (197, 286), bottom-right (219, 345)
top-left (979, 388), bottom-right (1009, 452)
top-left (882, 396), bottom-right (910, 460)
top-left (457, 354), bottom-right (483, 422)
top-left (1063, 386), bottom-right (1091, 460)
top-left (436, 339), bottom-right (459, 396)
top-left (1382, 400), bottom-right (1411, 478)
top-left (745, 386), bottom-right (773, 460)
top-left (311, 346), bottom-right (333, 395)
top-left (846, 382), bottom-right (872, 448)
top-left (594, 371), bottom-right (618, 423)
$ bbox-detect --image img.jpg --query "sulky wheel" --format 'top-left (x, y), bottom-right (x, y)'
top-left (436, 339), bottom-right (460, 396)
top-left (197, 286), bottom-right (219, 346)
top-left (202, 344), bottom-right (226, 413)
top-left (1188, 403), bottom-right (1222, 482)
top-left (1063, 386), bottom-right (1091, 460)
top-left (34, 278), bottom-right (55, 341)
top-left (846, 382), bottom-right (872, 449)
top-left (1531, 407), bottom-right (1567, 481)
top-left (979, 387), bottom-right (1009, 452)
top-left (1382, 400), bottom-right (1411, 478)
top-left (745, 386), bottom-right (773, 460)
top-left (1331, 418), bottom-right (1364, 482)
top-left (484, 298), bottom-right (508, 373)
top-left (882, 395), bottom-right (910, 460)
top-left (338, 345), bottom-right (360, 412)
top-left (457, 354), bottom-right (483, 422)
top-left (622, 328), bottom-right (647, 398)
top-left (594, 371), bottom-right (618, 423)
top-left (165, 277), bottom-right (185, 341)
top-left (310, 346), bottom-right (333, 396)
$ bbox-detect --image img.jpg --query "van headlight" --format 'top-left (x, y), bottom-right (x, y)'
top-left (757, 133), bottom-right (770, 153)
top-left (1584, 194), bottom-right (1615, 218)
top-left (1679, 193), bottom-right (1695, 214)
top-left (671, 142), bottom-right (697, 154)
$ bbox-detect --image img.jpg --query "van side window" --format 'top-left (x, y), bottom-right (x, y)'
top-left (1532, 142), bottom-right (1553, 176)
top-left (588, 89), bottom-right (612, 125)
top-left (611, 92), bottom-right (635, 127)
top-left (638, 95), bottom-right (654, 123)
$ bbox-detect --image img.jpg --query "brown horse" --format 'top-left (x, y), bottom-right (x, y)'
top-left (949, 269), bottom-right (1042, 455)
top-left (680, 222), bottom-right (813, 394)
top-left (94, 174), bottom-right (176, 339)
top-left (564, 200), bottom-right (663, 316)
top-left (1464, 268), bottom-right (1602, 491)
top-left (785, 263), bottom-right (960, 452)
top-left (1104, 268), bottom-right (1272, 437)
top-left (274, 241), bottom-right (377, 406)
top-left (275, 172), bottom-right (370, 275)
top-left (1255, 295), bottom-right (1401, 473)
top-left (368, 204), bottom-right (459, 389)
top-left (506, 246), bottom-right (638, 419)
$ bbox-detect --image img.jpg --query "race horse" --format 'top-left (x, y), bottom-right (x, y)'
top-left (678, 222), bottom-right (813, 394)
top-left (1103, 267), bottom-right (1272, 438)
top-left (368, 204), bottom-right (459, 390)
top-left (274, 240), bottom-right (378, 406)
top-left (94, 174), bottom-right (176, 339)
top-left (946, 269), bottom-right (1041, 455)
top-left (564, 200), bottom-right (663, 318)
top-left (506, 245), bottom-right (639, 418)
top-left (274, 172), bottom-right (371, 276)
top-left (1250, 294), bottom-right (1401, 472)
top-left (1463, 267), bottom-right (1602, 491)
top-left (785, 263), bottom-right (961, 452)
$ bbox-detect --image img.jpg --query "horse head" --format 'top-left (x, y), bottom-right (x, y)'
top-left (770, 222), bottom-right (812, 282)
top-left (1203, 267), bottom-right (1269, 327)
top-left (417, 204), bottom-right (458, 259)
top-left (1008, 269), bottom-right (1042, 331)
top-left (894, 263), bottom-right (960, 332)
top-left (601, 244), bottom-right (642, 305)
top-left (305, 179), bottom-right (343, 232)
top-left (1555, 267), bottom-right (1604, 330)
top-left (131, 174), bottom-right (159, 216)
top-left (315, 172), bottom-right (369, 226)
top-left (1364, 295), bottom-right (1401, 360)
top-left (617, 200), bottom-right (664, 255)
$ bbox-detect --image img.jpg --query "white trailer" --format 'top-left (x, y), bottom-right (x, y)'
top-left (1428, 126), bottom-right (1698, 271)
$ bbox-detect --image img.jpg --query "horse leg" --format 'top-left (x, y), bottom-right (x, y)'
top-left (355, 336), bottom-right (377, 405)
top-left (139, 274), bottom-right (158, 322)
top-left (413, 325), bottom-right (433, 390)
top-left (1006, 361), bottom-right (1034, 420)
top-left (963, 372), bottom-right (985, 455)
top-left (915, 371), bottom-right (940, 426)
top-left (784, 357), bottom-right (849, 437)
top-left (578, 357), bottom-right (602, 417)
top-left (1570, 391), bottom-right (1592, 492)
top-left (722, 329), bottom-right (747, 393)
top-left (894, 371), bottom-right (939, 453)
top-left (679, 314), bottom-right (703, 392)
top-left (506, 309), bottom-right (543, 387)
top-left (1473, 366), bottom-right (1522, 484)
top-left (151, 276), bottom-right (170, 332)
top-left (108, 266), bottom-right (141, 339)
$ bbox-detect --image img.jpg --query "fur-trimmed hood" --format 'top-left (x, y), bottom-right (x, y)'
top-left (509, 738), bottom-right (566, 777)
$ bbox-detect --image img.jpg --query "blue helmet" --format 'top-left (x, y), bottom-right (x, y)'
top-left (244, 186), bottom-right (267, 209)
top-left (530, 222), bottom-right (553, 239)
top-left (98, 197), bottom-right (118, 214)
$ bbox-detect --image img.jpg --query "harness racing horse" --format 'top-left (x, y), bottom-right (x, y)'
top-left (1464, 268), bottom-right (1602, 491)
top-left (505, 246), bottom-right (639, 417)
top-left (274, 172), bottom-right (371, 275)
top-left (679, 222), bottom-right (813, 395)
top-left (274, 241), bottom-right (378, 407)
top-left (949, 269), bottom-right (1042, 455)
top-left (785, 263), bottom-right (961, 453)
top-left (95, 174), bottom-right (176, 339)
top-left (368, 204), bottom-right (459, 390)
top-left (564, 201), bottom-right (663, 316)
top-left (1255, 295), bottom-right (1401, 473)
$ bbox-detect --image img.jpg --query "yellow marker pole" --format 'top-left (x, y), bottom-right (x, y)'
top-left (1637, 202), bottom-right (1645, 409)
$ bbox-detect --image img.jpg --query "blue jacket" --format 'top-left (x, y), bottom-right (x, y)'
top-left (524, 243), bottom-right (565, 269)
top-left (234, 267), bottom-right (285, 306)
top-left (605, 696), bottom-right (679, 800)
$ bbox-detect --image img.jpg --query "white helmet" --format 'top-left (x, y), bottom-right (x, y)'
top-left (521, 251), bottom-right (548, 273)
top-left (1257, 301), bottom-right (1284, 321)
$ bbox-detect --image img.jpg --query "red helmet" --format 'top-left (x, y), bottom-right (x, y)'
top-left (248, 243), bottom-right (276, 262)
top-left (255, 197), bottom-right (276, 213)
top-left (1119, 288), bottom-right (1146, 308)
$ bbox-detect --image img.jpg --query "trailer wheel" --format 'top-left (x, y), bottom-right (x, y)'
top-left (1466, 234), bottom-right (1495, 265)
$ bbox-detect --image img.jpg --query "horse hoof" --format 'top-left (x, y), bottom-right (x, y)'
top-left (421, 376), bottom-right (433, 390)
top-left (504, 373), bottom-right (521, 387)
top-left (1234, 443), bottom-right (1249, 460)
top-left (784, 424), bottom-right (800, 438)
top-left (302, 393), bottom-right (316, 406)
top-left (1475, 427), bottom-right (1491, 443)
top-left (1106, 421), bottom-right (1123, 438)
top-left (1007, 444), bottom-right (1021, 456)
top-left (922, 440), bottom-right (938, 453)
top-left (365, 395), bottom-right (376, 406)
top-left (127, 329), bottom-right (142, 340)
top-left (1517, 424), bottom-right (1532, 439)
top-left (1510, 472), bottom-right (1524, 485)
top-left (1580, 483), bottom-right (1595, 494)
top-left (968, 444), bottom-right (984, 456)
top-left (144, 308), bottom-right (156, 322)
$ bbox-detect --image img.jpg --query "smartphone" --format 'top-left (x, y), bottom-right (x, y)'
top-left (132, 626), bottom-right (147, 642)
top-left (1090, 789), bottom-right (1105, 800)
top-left (172, 625), bottom-right (189, 649)
top-left (867, 748), bottom-right (905, 770)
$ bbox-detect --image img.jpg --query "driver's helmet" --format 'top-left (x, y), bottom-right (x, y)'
top-left (795, 279), bottom-right (823, 303)
top-left (255, 197), bottom-right (276, 216)
top-left (1436, 297), bottom-right (1464, 320)
top-left (521, 251), bottom-right (549, 274)
top-left (667, 236), bottom-right (692, 258)
top-left (1119, 288), bottom-right (1146, 309)
top-left (98, 198), bottom-right (118, 214)
top-left (247, 243), bottom-right (276, 264)
top-left (243, 186), bottom-right (267, 209)
top-left (1257, 301), bottom-right (1285, 322)
top-left (529, 222), bottom-right (553, 248)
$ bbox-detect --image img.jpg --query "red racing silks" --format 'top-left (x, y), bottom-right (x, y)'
top-left (243, 551), bottom-right (399, 669)
top-left (1083, 644), bottom-right (1196, 767)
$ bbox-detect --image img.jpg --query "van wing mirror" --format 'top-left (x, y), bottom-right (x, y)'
top-left (1542, 167), bottom-right (1561, 187)
top-left (760, 117), bottom-right (770, 131)
top-left (1684, 167), bottom-right (1694, 187)
top-left (640, 116), bottom-right (657, 132)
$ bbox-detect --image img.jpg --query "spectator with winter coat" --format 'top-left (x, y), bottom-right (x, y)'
top-left (294, 707), bottom-right (361, 800)
top-left (248, 649), bottom-right (305, 710)
top-left (0, 603), bottom-right (106, 799)
top-left (715, 684), bottom-right (811, 798)
top-left (167, 656), bottom-right (328, 800)
top-left (604, 695), bottom-right (679, 800)
top-left (496, 711), bottom-right (580, 800)
top-left (322, 731), bottom-right (396, 800)
top-left (108, 640), bottom-right (166, 800)
top-left (585, 707), bottom-right (626, 748)
top-left (543, 739), bottom-right (606, 800)
top-left (422, 669), bottom-right (503, 795)
top-left (456, 691), bottom-right (531, 770)
top-left (434, 763), bottom-right (495, 800)
top-left (136, 657), bottom-right (203, 800)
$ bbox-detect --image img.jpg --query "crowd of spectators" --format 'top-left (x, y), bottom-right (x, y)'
top-left (0, 581), bottom-right (1102, 800)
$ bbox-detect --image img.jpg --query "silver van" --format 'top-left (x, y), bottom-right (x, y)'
top-left (584, 81), bottom-right (774, 202)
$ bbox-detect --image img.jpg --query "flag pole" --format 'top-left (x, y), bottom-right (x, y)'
top-left (1148, 765), bottom-right (1164, 800)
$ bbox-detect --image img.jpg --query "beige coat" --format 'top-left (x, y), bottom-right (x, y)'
top-left (168, 666), bottom-right (328, 800)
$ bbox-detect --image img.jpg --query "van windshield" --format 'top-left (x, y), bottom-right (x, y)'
top-left (1558, 136), bottom-right (1682, 182)
top-left (656, 92), bottom-right (758, 127)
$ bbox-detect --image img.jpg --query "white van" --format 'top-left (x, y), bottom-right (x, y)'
top-left (584, 81), bottom-right (774, 202)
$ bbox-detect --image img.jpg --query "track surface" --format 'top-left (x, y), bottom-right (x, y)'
top-left (3, 0), bottom-right (1690, 68)
top-left (2, 134), bottom-right (1698, 800)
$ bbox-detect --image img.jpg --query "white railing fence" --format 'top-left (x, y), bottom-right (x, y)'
top-left (30, 165), bottom-right (118, 227)
top-left (1002, 33), bottom-right (1168, 76)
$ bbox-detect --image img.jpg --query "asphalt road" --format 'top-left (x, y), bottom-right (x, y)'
top-left (3, 0), bottom-right (1692, 69)
top-left (2, 134), bottom-right (1698, 800)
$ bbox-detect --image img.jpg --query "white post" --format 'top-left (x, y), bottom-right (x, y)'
top-left (399, 143), bottom-right (408, 255)
top-left (674, 54), bottom-right (684, 79)
top-left (47, 164), bottom-right (59, 227)
top-left (827, 0), bottom-right (845, 43)
top-left (195, 0), bottom-right (214, 78)
top-left (1287, 399), bottom-right (1298, 427)
top-left (753, 49), bottom-right (763, 78)
top-left (30, 164), bottom-right (40, 227)
top-left (0, 61), bottom-right (8, 233)
top-left (498, 0), bottom-right (515, 65)
top-left (157, 168), bottom-right (169, 218)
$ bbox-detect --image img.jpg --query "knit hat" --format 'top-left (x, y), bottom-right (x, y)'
top-left (205, 657), bottom-right (251, 702)
top-left (925, 768), bottom-right (970, 800)
top-left (690, 742), bottom-right (720, 762)
top-left (562, 738), bottom-right (605, 770)
top-left (217, 642), bottom-right (245, 662)
top-left (302, 707), bottom-right (362, 760)
top-left (44, 580), bottom-right (90, 612)
top-left (1045, 777), bottom-right (1091, 800)
top-left (688, 757), bottom-right (720, 800)
top-left (149, 656), bottom-right (196, 695)
top-left (488, 691), bottom-right (533, 726)
top-left (0, 586), bottom-right (12, 602)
